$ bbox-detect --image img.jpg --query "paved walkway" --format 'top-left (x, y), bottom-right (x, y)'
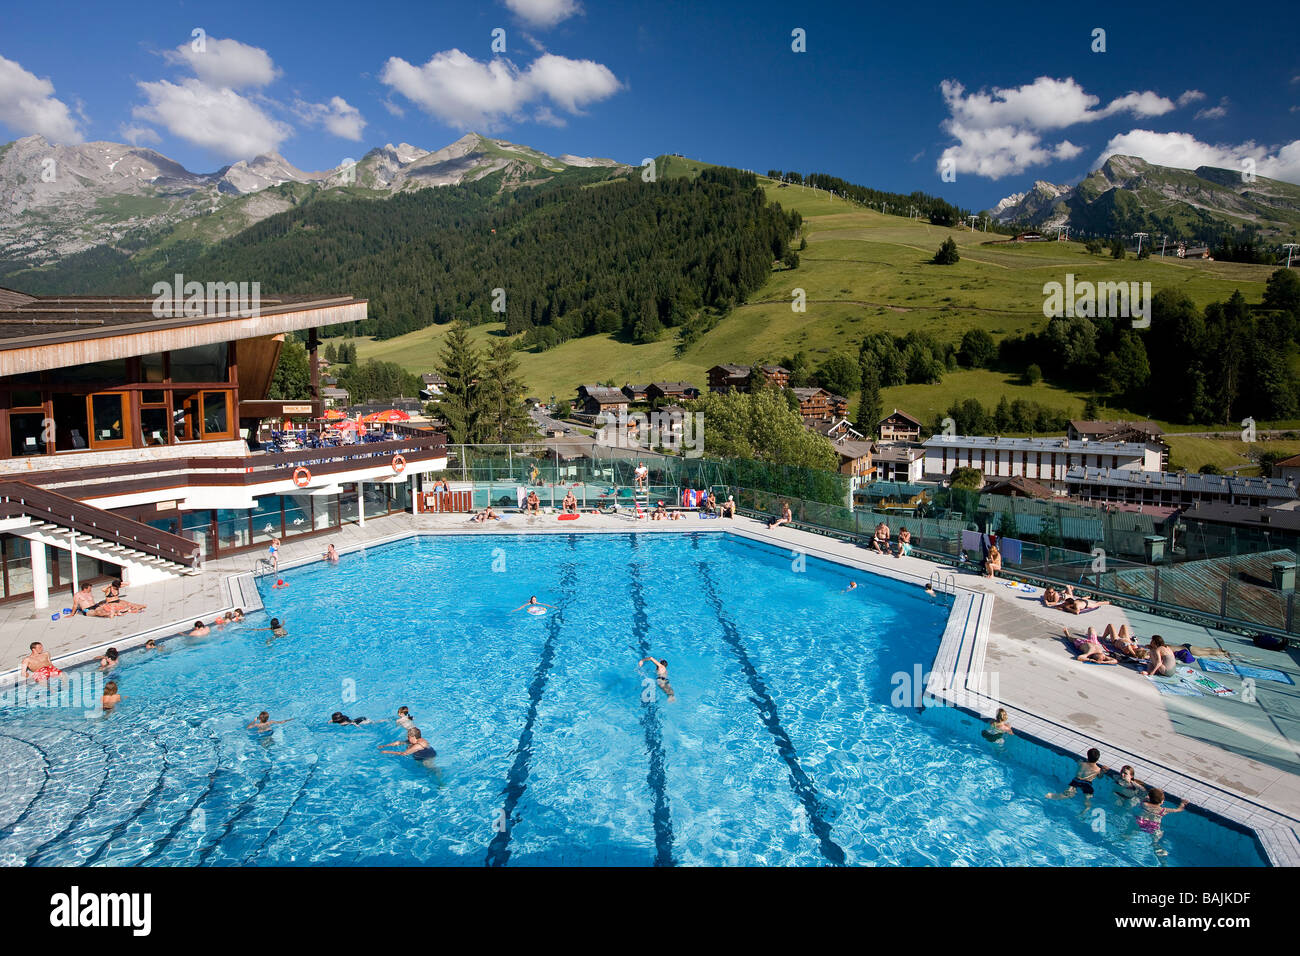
top-left (3, 508), bottom-right (1297, 841)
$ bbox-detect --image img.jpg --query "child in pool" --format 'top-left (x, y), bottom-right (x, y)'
top-left (1137, 787), bottom-right (1186, 856)
top-left (100, 681), bottom-right (122, 712)
top-left (1047, 747), bottom-right (1107, 806)
top-left (248, 711), bottom-right (292, 733)
top-left (982, 708), bottom-right (1014, 742)
top-left (395, 706), bottom-right (415, 729)
top-left (1113, 765), bottom-right (1147, 803)
top-left (98, 647), bottom-right (119, 670)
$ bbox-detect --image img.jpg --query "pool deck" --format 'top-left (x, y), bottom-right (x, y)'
top-left (3, 509), bottom-right (1298, 865)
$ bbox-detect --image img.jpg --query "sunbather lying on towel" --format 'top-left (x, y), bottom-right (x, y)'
top-left (1058, 585), bottom-right (1110, 614)
top-left (1064, 626), bottom-right (1118, 664)
top-left (1101, 622), bottom-right (1148, 662)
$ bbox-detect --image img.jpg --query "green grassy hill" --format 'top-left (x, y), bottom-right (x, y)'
top-left (351, 171), bottom-right (1279, 429)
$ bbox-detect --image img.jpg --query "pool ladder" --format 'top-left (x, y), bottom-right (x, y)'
top-left (926, 571), bottom-right (957, 599)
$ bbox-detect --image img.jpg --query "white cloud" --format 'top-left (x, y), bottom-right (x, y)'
top-left (296, 96), bottom-right (366, 141)
top-left (936, 76), bottom-right (1177, 180)
top-left (1097, 129), bottom-right (1300, 184)
top-left (503, 0), bottom-right (581, 28)
top-left (119, 123), bottom-right (161, 146)
top-left (133, 78), bottom-right (292, 159)
top-left (1195, 97), bottom-right (1229, 120)
top-left (164, 37), bottom-right (280, 90)
top-left (382, 98), bottom-right (406, 118)
top-left (1177, 89), bottom-right (1206, 107)
top-left (0, 55), bottom-right (83, 143)
top-left (380, 48), bottom-right (620, 130)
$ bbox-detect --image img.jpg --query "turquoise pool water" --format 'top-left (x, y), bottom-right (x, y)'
top-left (0, 532), bottom-right (1267, 866)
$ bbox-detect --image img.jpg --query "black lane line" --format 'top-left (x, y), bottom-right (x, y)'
top-left (627, 544), bottom-right (675, 867)
top-left (485, 563), bottom-right (577, 867)
top-left (696, 562), bottom-right (847, 866)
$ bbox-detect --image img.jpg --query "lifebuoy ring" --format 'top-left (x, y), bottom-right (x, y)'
top-left (292, 467), bottom-right (311, 488)
top-left (392, 454), bottom-right (407, 474)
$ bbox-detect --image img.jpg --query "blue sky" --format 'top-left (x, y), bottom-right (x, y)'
top-left (1, 0), bottom-right (1296, 208)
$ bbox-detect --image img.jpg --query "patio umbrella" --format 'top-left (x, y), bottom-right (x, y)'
top-left (321, 409), bottom-right (347, 421)
top-left (333, 419), bottom-right (360, 431)
top-left (362, 409), bottom-right (411, 423)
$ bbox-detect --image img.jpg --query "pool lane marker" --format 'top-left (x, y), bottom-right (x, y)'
top-left (627, 552), bottom-right (676, 867)
top-left (696, 562), bottom-right (848, 866)
top-left (485, 563), bottom-right (578, 868)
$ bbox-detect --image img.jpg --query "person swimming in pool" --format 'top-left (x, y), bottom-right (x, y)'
top-left (254, 618), bottom-right (289, 640)
top-left (98, 647), bottom-right (119, 671)
top-left (638, 657), bottom-right (677, 703)
top-left (1137, 787), bottom-right (1186, 856)
top-left (1047, 747), bottom-right (1107, 806)
top-left (189, 621), bottom-right (210, 637)
top-left (247, 711), bottom-right (291, 732)
top-left (1113, 765), bottom-right (1147, 804)
top-left (380, 727), bottom-right (437, 765)
top-left (329, 712), bottom-right (371, 726)
top-left (513, 596), bottom-right (555, 614)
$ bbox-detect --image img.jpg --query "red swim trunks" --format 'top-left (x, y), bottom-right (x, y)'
top-left (33, 665), bottom-right (64, 682)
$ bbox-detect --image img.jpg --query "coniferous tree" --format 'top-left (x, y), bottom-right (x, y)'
top-left (434, 322), bottom-right (483, 445)
top-left (479, 338), bottom-right (536, 443)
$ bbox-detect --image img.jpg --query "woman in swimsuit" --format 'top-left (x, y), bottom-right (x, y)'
top-left (102, 579), bottom-right (146, 614)
top-left (1142, 635), bottom-right (1177, 678)
top-left (1137, 787), bottom-right (1186, 856)
top-left (1101, 623), bottom-right (1148, 662)
top-left (1113, 765), bottom-right (1146, 804)
top-left (1064, 626), bottom-right (1118, 664)
top-left (381, 727), bottom-right (437, 765)
top-left (100, 681), bottom-right (122, 712)
top-left (513, 597), bottom-right (555, 614)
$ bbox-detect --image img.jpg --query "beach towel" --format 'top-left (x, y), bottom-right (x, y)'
top-left (1198, 658), bottom-right (1235, 675)
top-left (1177, 666), bottom-right (1235, 696)
top-left (960, 529), bottom-right (983, 554)
top-left (1153, 678), bottom-right (1202, 697)
top-left (998, 537), bottom-right (1023, 565)
top-left (1230, 663), bottom-right (1294, 685)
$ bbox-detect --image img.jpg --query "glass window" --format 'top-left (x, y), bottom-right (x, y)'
top-left (141, 352), bottom-right (166, 384)
top-left (251, 497), bottom-right (282, 544)
top-left (202, 391), bottom-right (230, 437)
top-left (142, 390), bottom-right (166, 404)
top-left (390, 480), bottom-right (411, 513)
top-left (339, 484), bottom-right (360, 525)
top-left (169, 343), bottom-right (229, 383)
top-left (60, 359), bottom-right (128, 385)
top-left (314, 494), bottom-right (339, 531)
top-left (51, 393), bottom-right (89, 451)
top-left (180, 509), bottom-right (213, 559)
top-left (215, 509), bottom-right (250, 551)
top-left (282, 494), bottom-right (313, 537)
top-left (91, 393), bottom-right (127, 445)
top-left (363, 483), bottom-right (390, 519)
top-left (10, 389), bottom-right (41, 407)
top-left (9, 412), bottom-right (48, 456)
top-left (3, 536), bottom-right (33, 597)
top-left (140, 406), bottom-right (170, 446)
top-left (173, 391), bottom-right (201, 441)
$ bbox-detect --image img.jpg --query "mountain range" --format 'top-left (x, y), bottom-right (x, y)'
top-left (986, 155), bottom-right (1300, 240)
top-left (0, 133), bottom-right (627, 267)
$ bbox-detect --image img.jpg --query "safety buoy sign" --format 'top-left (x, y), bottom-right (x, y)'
top-left (392, 454), bottom-right (407, 474)
top-left (292, 467), bottom-right (312, 488)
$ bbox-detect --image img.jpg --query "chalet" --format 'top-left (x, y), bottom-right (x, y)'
top-left (806, 417), bottom-right (863, 442)
top-left (705, 364), bottom-right (789, 393)
top-left (832, 439), bottom-right (874, 478)
top-left (0, 285), bottom-right (447, 610)
top-left (792, 387), bottom-right (835, 421)
top-left (871, 443), bottom-right (925, 483)
top-left (419, 373), bottom-right (446, 399)
top-left (645, 381), bottom-right (700, 403)
top-left (577, 386), bottom-right (629, 417)
top-left (321, 386), bottom-right (350, 408)
top-left (983, 475), bottom-right (1056, 499)
top-left (1274, 453), bottom-right (1300, 484)
top-left (621, 384), bottom-right (649, 403)
top-left (877, 409), bottom-right (923, 443)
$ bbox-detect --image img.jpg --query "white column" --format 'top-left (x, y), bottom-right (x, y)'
top-left (30, 540), bottom-right (49, 612)
top-left (357, 484), bottom-right (366, 526)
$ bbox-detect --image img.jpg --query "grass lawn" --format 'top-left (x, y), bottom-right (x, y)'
top-left (1164, 435), bottom-right (1300, 475)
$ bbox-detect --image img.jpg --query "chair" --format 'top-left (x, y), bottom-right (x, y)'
top-left (70, 429), bottom-right (87, 449)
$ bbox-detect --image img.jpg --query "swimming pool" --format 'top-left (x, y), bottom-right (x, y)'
top-left (0, 532), bottom-right (1268, 866)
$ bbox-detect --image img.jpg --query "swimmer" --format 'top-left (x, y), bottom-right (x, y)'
top-left (1047, 747), bottom-right (1107, 806)
top-left (395, 706), bottom-right (415, 729)
top-left (189, 621), bottom-right (210, 637)
top-left (98, 647), bottom-right (119, 670)
top-left (638, 656), bottom-right (677, 703)
top-left (21, 643), bottom-right (64, 683)
top-left (329, 711), bottom-right (371, 726)
top-left (513, 596), bottom-right (555, 613)
top-left (1113, 765), bottom-right (1147, 803)
top-left (1137, 787), bottom-right (1186, 856)
top-left (144, 639), bottom-right (158, 651)
top-left (232, 608), bottom-right (246, 622)
top-left (843, 581), bottom-right (857, 592)
top-left (380, 727), bottom-right (437, 764)
top-left (982, 707), bottom-right (1014, 742)
top-left (100, 680), bottom-right (122, 712)
top-left (268, 537), bottom-right (281, 572)
top-left (324, 544), bottom-right (339, 563)
top-left (247, 711), bottom-right (291, 732)
top-left (272, 578), bottom-right (289, 590)
top-left (254, 618), bottom-right (289, 639)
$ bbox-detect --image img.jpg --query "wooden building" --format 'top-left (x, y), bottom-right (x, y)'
top-left (877, 408), bottom-right (923, 443)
